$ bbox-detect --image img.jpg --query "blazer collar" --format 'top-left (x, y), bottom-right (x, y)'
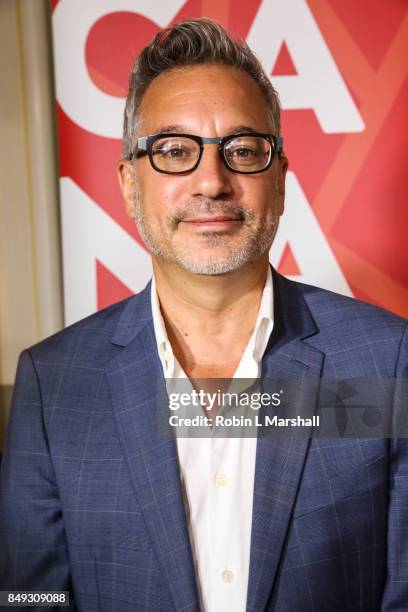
top-left (110, 278), bottom-right (153, 347)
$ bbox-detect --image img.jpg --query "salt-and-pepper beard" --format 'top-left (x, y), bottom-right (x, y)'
top-left (133, 186), bottom-right (281, 275)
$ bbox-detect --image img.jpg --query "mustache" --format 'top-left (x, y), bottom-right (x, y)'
top-left (171, 199), bottom-right (255, 225)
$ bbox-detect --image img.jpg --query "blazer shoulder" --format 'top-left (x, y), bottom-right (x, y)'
top-left (292, 278), bottom-right (407, 344)
top-left (282, 279), bottom-right (408, 377)
top-left (27, 288), bottom-right (150, 368)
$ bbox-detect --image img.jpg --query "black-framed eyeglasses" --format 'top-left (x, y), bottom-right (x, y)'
top-left (127, 132), bottom-right (284, 175)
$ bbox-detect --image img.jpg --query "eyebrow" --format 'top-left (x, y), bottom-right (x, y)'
top-left (155, 125), bottom-right (186, 134)
top-left (154, 125), bottom-right (263, 136)
top-left (228, 125), bottom-right (261, 135)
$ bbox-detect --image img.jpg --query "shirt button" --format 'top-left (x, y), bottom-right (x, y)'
top-left (215, 473), bottom-right (229, 487)
top-left (221, 569), bottom-right (234, 583)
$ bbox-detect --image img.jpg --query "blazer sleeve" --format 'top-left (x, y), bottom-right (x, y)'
top-left (0, 350), bottom-right (77, 611)
top-left (382, 323), bottom-right (408, 610)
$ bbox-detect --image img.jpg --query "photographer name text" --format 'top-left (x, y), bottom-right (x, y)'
top-left (169, 414), bottom-right (320, 428)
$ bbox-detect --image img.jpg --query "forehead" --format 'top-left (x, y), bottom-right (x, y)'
top-left (137, 64), bottom-right (271, 134)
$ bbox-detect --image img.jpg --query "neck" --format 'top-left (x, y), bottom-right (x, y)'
top-left (152, 255), bottom-right (270, 379)
top-left (153, 255), bottom-right (269, 331)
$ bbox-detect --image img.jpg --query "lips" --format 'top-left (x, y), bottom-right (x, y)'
top-left (181, 215), bottom-right (243, 223)
top-left (180, 216), bottom-right (244, 230)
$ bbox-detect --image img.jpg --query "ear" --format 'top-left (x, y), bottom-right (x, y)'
top-left (117, 160), bottom-right (137, 219)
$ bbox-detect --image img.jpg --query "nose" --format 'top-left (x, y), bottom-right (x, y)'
top-left (190, 144), bottom-right (234, 199)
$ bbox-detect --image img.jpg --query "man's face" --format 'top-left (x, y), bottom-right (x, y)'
top-left (119, 64), bottom-right (287, 275)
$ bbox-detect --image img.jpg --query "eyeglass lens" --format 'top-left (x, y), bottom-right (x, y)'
top-left (150, 135), bottom-right (272, 173)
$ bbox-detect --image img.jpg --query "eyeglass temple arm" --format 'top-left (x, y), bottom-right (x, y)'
top-left (275, 135), bottom-right (284, 154)
top-left (128, 137), bottom-right (148, 161)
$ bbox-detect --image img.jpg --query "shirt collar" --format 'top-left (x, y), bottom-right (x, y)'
top-left (151, 276), bottom-right (175, 377)
top-left (252, 265), bottom-right (274, 362)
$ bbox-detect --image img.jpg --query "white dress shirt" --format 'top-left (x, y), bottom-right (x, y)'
top-left (151, 268), bottom-right (274, 612)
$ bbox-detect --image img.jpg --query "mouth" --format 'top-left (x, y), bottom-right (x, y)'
top-left (180, 215), bottom-right (244, 229)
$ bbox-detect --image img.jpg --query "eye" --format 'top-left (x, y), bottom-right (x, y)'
top-left (229, 146), bottom-right (257, 158)
top-left (159, 145), bottom-right (190, 158)
top-left (152, 138), bottom-right (197, 161)
top-left (225, 137), bottom-right (263, 161)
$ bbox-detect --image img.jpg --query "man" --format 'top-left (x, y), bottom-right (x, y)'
top-left (1, 18), bottom-right (407, 612)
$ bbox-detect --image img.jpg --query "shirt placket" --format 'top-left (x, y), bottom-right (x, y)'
top-left (208, 434), bottom-right (241, 611)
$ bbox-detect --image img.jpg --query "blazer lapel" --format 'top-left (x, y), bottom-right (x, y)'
top-left (105, 284), bottom-right (200, 612)
top-left (246, 271), bottom-right (325, 611)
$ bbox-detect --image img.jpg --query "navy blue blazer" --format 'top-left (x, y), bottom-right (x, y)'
top-left (1, 270), bottom-right (407, 611)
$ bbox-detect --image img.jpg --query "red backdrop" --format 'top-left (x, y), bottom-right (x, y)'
top-left (51, 0), bottom-right (408, 323)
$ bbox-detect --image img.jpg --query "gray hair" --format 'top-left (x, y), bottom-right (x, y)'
top-left (122, 18), bottom-right (281, 159)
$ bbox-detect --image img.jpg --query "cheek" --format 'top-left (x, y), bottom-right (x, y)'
top-left (243, 184), bottom-right (276, 214)
top-left (139, 175), bottom-right (183, 215)
top-left (239, 173), bottom-right (277, 204)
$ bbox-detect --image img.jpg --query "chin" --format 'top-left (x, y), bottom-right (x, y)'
top-left (174, 252), bottom-right (259, 276)
top-left (178, 263), bottom-right (242, 276)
